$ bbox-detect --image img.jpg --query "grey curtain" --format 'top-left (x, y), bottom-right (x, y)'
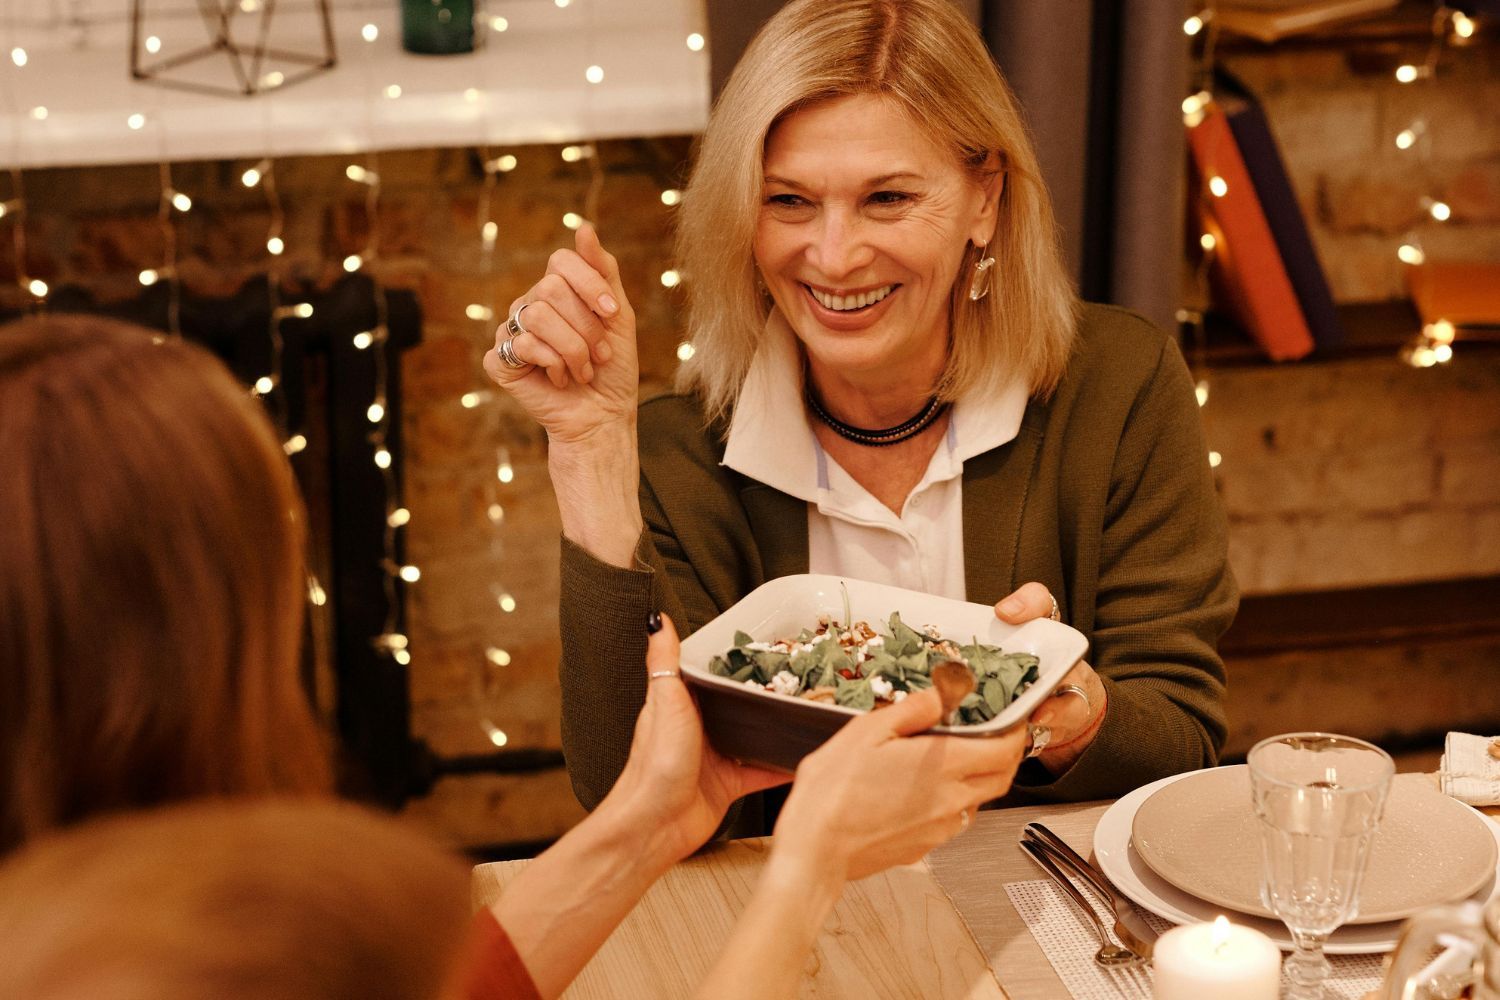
top-left (706, 0), bottom-right (1188, 332)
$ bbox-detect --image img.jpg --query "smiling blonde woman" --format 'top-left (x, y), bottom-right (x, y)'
top-left (485, 0), bottom-right (1237, 838)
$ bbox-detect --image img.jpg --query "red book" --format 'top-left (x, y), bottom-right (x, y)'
top-left (1188, 103), bottom-right (1316, 361)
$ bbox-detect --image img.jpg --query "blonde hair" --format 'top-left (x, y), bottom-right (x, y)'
top-left (0, 316), bottom-right (333, 853)
top-left (0, 799), bottom-right (471, 1000)
top-left (676, 0), bottom-right (1079, 424)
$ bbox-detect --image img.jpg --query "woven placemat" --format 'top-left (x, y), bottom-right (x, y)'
top-left (1005, 879), bottom-right (1386, 1000)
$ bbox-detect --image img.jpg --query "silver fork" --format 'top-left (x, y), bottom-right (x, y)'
top-left (1019, 838), bottom-right (1143, 967)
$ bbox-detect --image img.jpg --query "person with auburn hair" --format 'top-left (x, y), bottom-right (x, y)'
top-left (0, 315), bottom-right (333, 853)
top-left (485, 0), bottom-right (1237, 835)
top-left (0, 314), bottom-right (1026, 998)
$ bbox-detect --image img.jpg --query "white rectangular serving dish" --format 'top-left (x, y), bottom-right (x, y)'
top-left (678, 574), bottom-right (1089, 772)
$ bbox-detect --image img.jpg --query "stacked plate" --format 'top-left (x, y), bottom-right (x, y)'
top-left (1091, 766), bottom-right (1500, 953)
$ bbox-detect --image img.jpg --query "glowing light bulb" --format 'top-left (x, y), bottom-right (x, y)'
top-left (1434, 343), bottom-right (1454, 363)
top-left (1397, 243), bottom-right (1425, 266)
top-left (1183, 15), bottom-right (1205, 36)
top-left (1426, 319), bottom-right (1456, 344)
top-left (1429, 200), bottom-right (1451, 222)
top-left (561, 144), bottom-right (587, 162)
top-left (393, 649), bottom-right (412, 665)
top-left (1208, 451), bottom-right (1223, 468)
top-left (562, 212), bottom-right (583, 230)
top-left (367, 401), bottom-right (386, 423)
top-left (1453, 12), bottom-right (1475, 38)
top-left (1199, 232), bottom-right (1217, 252)
top-left (384, 83), bottom-right (402, 99)
top-left (585, 65), bottom-right (604, 84)
top-left (1195, 380), bottom-right (1209, 407)
top-left (487, 503), bottom-right (505, 523)
top-left (127, 113), bottom-right (146, 130)
top-left (30, 106), bottom-right (47, 120)
top-left (461, 391), bottom-right (484, 408)
top-left (497, 462), bottom-right (515, 484)
top-left (145, 35), bottom-right (163, 53)
top-left (171, 191), bottom-right (192, 212)
top-left (490, 16), bottom-right (509, 31)
top-left (284, 434), bottom-right (308, 455)
top-left (361, 23), bottom-right (379, 41)
top-left (482, 221), bottom-right (498, 246)
top-left (493, 154), bottom-right (517, 172)
top-left (1395, 128), bottom-right (1417, 150)
top-left (1181, 91), bottom-right (1211, 117)
top-left (374, 448), bottom-right (393, 469)
top-left (686, 32), bottom-right (705, 51)
top-left (254, 376), bottom-right (275, 394)
top-left (343, 254), bottom-right (363, 272)
top-left (139, 268), bottom-right (160, 286)
top-left (353, 331), bottom-right (374, 350)
top-left (1208, 176), bottom-right (1228, 198)
top-left (28, 278), bottom-right (48, 297)
top-left (242, 160), bottom-right (269, 187)
top-left (399, 564), bottom-right (421, 583)
top-left (465, 304), bottom-right (494, 321)
top-left (661, 269), bottom-right (681, 288)
top-left (555, 0), bottom-right (571, 7)
top-left (261, 71), bottom-right (284, 89)
top-left (1411, 346), bottom-right (1438, 368)
top-left (488, 728), bottom-right (509, 747)
top-left (388, 507), bottom-right (411, 527)
top-left (486, 647), bottom-right (512, 667)
top-left (292, 303), bottom-right (313, 318)
top-left (1395, 64), bottom-right (1420, 84)
top-left (346, 164), bottom-right (370, 183)
top-left (10, 48), bottom-right (27, 67)
top-left (267, 236), bottom-right (285, 255)
top-left (306, 577), bottom-right (327, 604)
top-left (498, 593), bottom-right (517, 612)
top-left (676, 342), bottom-right (696, 361)
top-left (660, 189), bottom-right (682, 206)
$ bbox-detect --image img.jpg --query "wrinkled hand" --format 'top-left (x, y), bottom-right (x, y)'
top-left (995, 582), bottom-right (1106, 772)
top-left (603, 615), bottom-right (788, 864)
top-left (769, 690), bottom-right (1026, 886)
top-left (481, 222), bottom-right (640, 446)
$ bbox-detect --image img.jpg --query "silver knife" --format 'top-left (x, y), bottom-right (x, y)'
top-left (1022, 821), bottom-right (1158, 960)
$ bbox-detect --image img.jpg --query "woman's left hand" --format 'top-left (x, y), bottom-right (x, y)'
top-left (995, 582), bottom-right (1107, 773)
top-left (601, 614), bottom-right (789, 864)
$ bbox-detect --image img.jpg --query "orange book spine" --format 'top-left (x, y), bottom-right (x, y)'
top-left (1188, 105), bottom-right (1315, 361)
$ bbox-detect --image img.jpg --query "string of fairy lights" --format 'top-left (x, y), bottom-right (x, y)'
top-left (1180, 0), bottom-right (1486, 479)
top-left (3, 1), bottom-right (705, 752)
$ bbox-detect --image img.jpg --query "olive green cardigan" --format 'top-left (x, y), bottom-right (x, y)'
top-left (559, 303), bottom-right (1237, 829)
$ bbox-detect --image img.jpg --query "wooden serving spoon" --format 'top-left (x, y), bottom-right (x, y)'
top-left (930, 659), bottom-right (977, 722)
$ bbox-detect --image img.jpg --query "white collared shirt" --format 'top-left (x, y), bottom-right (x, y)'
top-left (722, 311), bottom-right (1028, 600)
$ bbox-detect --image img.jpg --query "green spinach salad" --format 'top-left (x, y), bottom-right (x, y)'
top-left (707, 612), bottom-right (1039, 725)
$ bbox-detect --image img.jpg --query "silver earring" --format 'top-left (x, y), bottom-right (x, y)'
top-left (967, 244), bottom-right (996, 302)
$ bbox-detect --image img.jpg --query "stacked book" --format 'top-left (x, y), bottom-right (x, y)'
top-left (1186, 75), bottom-right (1343, 361)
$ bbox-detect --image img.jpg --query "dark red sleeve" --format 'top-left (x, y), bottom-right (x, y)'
top-left (460, 908), bottom-right (543, 1000)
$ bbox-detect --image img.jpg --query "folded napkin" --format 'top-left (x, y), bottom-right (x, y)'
top-left (1440, 732), bottom-right (1500, 807)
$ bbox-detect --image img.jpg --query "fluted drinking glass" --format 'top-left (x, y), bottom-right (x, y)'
top-left (1248, 733), bottom-right (1394, 1000)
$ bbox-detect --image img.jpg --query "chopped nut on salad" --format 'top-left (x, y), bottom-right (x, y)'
top-left (709, 612), bottom-right (1038, 726)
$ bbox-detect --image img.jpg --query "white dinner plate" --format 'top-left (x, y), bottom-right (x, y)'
top-left (1093, 769), bottom-right (1500, 954)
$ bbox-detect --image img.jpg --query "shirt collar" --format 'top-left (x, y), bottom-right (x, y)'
top-left (722, 310), bottom-right (1028, 498)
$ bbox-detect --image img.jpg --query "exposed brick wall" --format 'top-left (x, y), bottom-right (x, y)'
top-left (1223, 42), bottom-right (1500, 301)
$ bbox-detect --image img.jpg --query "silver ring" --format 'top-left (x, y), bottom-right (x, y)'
top-left (1047, 594), bottom-right (1060, 622)
top-left (1053, 683), bottom-right (1090, 716)
top-left (648, 669), bottom-right (679, 681)
top-left (958, 808), bottom-right (971, 834)
top-left (497, 337), bottom-right (527, 369)
top-left (1025, 723), bottom-right (1052, 759)
top-left (505, 302), bottom-right (532, 338)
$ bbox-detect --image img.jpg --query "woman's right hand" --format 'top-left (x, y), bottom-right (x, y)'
top-left (482, 222), bottom-right (639, 447)
top-left (768, 693), bottom-right (1027, 887)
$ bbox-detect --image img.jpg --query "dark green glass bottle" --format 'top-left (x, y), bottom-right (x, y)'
top-left (400, 0), bottom-right (475, 55)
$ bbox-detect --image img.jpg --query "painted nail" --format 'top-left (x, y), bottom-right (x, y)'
top-left (598, 293), bottom-right (619, 315)
top-left (646, 610), bottom-right (663, 634)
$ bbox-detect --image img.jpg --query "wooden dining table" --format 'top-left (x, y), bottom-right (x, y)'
top-left (470, 779), bottom-right (1499, 1000)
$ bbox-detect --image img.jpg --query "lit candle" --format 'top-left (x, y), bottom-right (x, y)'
top-left (1152, 916), bottom-right (1280, 1000)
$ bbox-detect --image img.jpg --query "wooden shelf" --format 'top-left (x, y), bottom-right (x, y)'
top-left (1215, 0), bottom-right (1492, 54)
top-left (1188, 300), bottom-right (1500, 368)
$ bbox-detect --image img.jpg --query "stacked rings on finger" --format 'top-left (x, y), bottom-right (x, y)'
top-left (1047, 594), bottom-right (1061, 622)
top-left (1025, 722), bottom-right (1052, 759)
top-left (497, 337), bottom-right (527, 369)
top-left (958, 808), bottom-right (971, 834)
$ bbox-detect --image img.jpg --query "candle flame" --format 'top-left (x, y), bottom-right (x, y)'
top-left (1211, 914), bottom-right (1231, 956)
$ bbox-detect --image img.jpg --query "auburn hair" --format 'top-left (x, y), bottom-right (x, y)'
top-left (675, 0), bottom-right (1078, 424)
top-left (0, 315), bottom-right (333, 853)
top-left (0, 799), bottom-right (471, 1000)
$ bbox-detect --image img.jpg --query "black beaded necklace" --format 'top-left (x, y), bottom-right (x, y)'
top-left (804, 381), bottom-right (949, 447)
